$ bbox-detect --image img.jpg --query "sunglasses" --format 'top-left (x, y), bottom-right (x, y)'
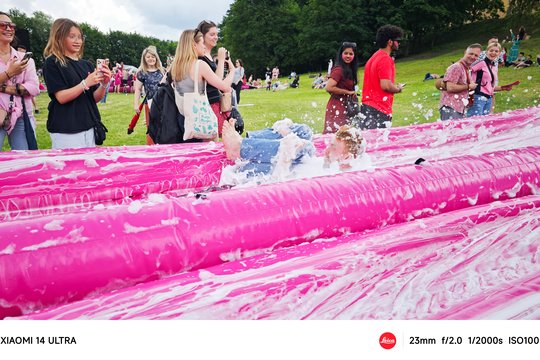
top-left (194, 28), bottom-right (201, 38)
top-left (342, 42), bottom-right (357, 49)
top-left (0, 21), bottom-right (17, 31)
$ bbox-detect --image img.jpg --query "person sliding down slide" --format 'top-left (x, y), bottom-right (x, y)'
top-left (221, 119), bottom-right (365, 183)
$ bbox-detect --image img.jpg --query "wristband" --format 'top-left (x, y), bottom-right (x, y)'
top-left (80, 79), bottom-right (90, 92)
top-left (99, 82), bottom-right (107, 89)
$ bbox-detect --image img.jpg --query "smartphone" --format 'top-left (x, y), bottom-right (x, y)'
top-left (97, 58), bottom-right (105, 70)
top-left (22, 52), bottom-right (33, 62)
top-left (225, 51), bottom-right (230, 60)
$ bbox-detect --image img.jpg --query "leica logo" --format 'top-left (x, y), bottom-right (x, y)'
top-left (379, 332), bottom-right (397, 349)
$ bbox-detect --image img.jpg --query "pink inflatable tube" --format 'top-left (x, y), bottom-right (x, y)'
top-left (18, 195), bottom-right (540, 320)
top-left (0, 143), bottom-right (227, 220)
top-left (1, 146), bottom-right (540, 317)
top-left (1, 107), bottom-right (539, 220)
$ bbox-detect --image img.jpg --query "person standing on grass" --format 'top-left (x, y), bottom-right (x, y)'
top-left (439, 43), bottom-right (480, 121)
top-left (0, 11), bottom-right (40, 151)
top-left (42, 18), bottom-right (111, 149)
top-left (467, 42), bottom-right (515, 117)
top-left (196, 20), bottom-right (235, 136)
top-left (168, 29), bottom-right (235, 141)
top-left (232, 58), bottom-right (244, 104)
top-left (133, 45), bottom-right (165, 145)
top-left (360, 24), bottom-right (405, 129)
top-left (324, 42), bottom-right (358, 134)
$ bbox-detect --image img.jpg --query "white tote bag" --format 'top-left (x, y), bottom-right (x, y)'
top-left (174, 60), bottom-right (218, 141)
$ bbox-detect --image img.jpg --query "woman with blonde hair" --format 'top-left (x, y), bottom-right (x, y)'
top-left (467, 42), bottom-right (515, 117)
top-left (169, 29), bottom-right (235, 139)
top-left (133, 45), bottom-right (165, 144)
top-left (42, 18), bottom-right (111, 149)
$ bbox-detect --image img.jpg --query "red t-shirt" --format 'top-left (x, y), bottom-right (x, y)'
top-left (361, 49), bottom-right (395, 115)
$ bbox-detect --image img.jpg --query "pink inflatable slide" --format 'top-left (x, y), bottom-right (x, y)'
top-left (20, 195), bottom-right (540, 320)
top-left (1, 107), bottom-right (540, 319)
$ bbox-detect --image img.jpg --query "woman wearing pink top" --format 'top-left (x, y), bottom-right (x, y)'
top-left (467, 42), bottom-right (513, 117)
top-left (0, 11), bottom-right (40, 150)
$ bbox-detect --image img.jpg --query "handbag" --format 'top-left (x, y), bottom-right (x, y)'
top-left (220, 91), bottom-right (233, 112)
top-left (93, 119), bottom-right (108, 145)
top-left (20, 95), bottom-right (38, 150)
top-left (435, 78), bottom-right (447, 91)
top-left (175, 60), bottom-right (218, 141)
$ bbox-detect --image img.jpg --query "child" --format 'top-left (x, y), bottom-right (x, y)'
top-left (222, 119), bottom-right (363, 178)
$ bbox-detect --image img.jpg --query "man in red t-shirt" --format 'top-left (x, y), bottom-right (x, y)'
top-left (360, 25), bottom-right (404, 129)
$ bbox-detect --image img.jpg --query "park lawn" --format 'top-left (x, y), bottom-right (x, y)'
top-left (10, 33), bottom-right (540, 150)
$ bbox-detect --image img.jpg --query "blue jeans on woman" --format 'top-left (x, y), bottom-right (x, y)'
top-left (467, 94), bottom-right (493, 117)
top-left (240, 123), bottom-right (315, 175)
top-left (0, 117), bottom-right (30, 150)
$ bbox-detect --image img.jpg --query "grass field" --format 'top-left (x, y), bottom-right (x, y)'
top-left (6, 19), bottom-right (540, 150)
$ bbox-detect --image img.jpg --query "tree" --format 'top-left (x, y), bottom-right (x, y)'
top-left (220, 0), bottom-right (301, 77)
top-left (507, 0), bottom-right (540, 16)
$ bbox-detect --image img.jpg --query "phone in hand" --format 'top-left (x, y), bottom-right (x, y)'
top-left (21, 52), bottom-right (33, 62)
top-left (97, 58), bottom-right (105, 70)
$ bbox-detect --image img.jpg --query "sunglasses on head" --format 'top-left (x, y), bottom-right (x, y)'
top-left (0, 21), bottom-right (16, 31)
top-left (342, 42), bottom-right (357, 49)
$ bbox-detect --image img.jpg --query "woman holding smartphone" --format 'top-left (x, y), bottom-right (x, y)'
top-left (196, 20), bottom-right (234, 136)
top-left (0, 11), bottom-right (40, 151)
top-left (168, 29), bottom-right (234, 141)
top-left (42, 18), bottom-right (112, 149)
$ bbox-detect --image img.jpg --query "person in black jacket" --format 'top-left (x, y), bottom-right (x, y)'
top-left (148, 74), bottom-right (202, 144)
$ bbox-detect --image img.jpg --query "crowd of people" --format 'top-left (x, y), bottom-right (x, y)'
top-left (0, 12), bottom-right (534, 158)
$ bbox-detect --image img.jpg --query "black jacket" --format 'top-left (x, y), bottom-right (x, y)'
top-left (148, 78), bottom-right (202, 144)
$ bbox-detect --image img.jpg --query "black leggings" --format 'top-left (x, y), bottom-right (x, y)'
top-left (232, 82), bottom-right (242, 104)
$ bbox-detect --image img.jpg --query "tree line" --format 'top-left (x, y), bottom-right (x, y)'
top-left (219, 0), bottom-right (512, 77)
top-left (7, 9), bottom-right (177, 69)
top-left (7, 1), bottom-right (539, 78)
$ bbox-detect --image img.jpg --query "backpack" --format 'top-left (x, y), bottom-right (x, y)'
top-left (148, 79), bottom-right (202, 144)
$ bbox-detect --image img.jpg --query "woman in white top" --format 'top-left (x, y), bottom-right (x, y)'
top-left (232, 58), bottom-right (244, 104)
top-left (169, 29), bottom-right (235, 139)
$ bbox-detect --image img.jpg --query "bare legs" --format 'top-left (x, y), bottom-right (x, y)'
top-left (222, 119), bottom-right (242, 161)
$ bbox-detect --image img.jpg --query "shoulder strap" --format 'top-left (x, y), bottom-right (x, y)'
top-left (459, 61), bottom-right (470, 84)
top-left (484, 58), bottom-right (495, 87)
top-left (193, 60), bottom-right (200, 93)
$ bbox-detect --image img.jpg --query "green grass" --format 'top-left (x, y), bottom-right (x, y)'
top-left (5, 17), bottom-right (540, 150)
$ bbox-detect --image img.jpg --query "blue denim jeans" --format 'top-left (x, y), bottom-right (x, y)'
top-left (0, 117), bottom-right (30, 150)
top-left (467, 94), bottom-right (493, 117)
top-left (240, 123), bottom-right (315, 175)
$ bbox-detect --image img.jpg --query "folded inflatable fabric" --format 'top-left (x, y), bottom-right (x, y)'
top-left (18, 195), bottom-right (540, 320)
top-left (309, 106), bottom-right (540, 152)
top-left (1, 146), bottom-right (539, 318)
top-left (0, 143), bottom-right (228, 220)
